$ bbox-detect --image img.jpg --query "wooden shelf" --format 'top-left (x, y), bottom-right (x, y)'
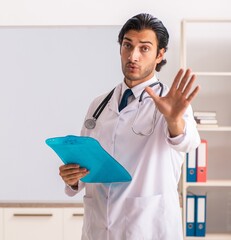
top-left (185, 180), bottom-right (231, 188)
top-left (193, 72), bottom-right (231, 76)
top-left (183, 19), bottom-right (231, 23)
top-left (185, 233), bottom-right (231, 240)
top-left (197, 126), bottom-right (231, 131)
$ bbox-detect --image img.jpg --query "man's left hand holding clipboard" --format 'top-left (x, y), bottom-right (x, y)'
top-left (59, 164), bottom-right (89, 190)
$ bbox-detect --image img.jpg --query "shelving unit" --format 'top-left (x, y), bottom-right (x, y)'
top-left (181, 19), bottom-right (231, 239)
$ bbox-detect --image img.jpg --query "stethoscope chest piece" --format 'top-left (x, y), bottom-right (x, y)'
top-left (84, 118), bottom-right (96, 129)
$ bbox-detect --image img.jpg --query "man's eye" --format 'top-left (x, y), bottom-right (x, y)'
top-left (142, 46), bottom-right (149, 52)
top-left (123, 43), bottom-right (131, 49)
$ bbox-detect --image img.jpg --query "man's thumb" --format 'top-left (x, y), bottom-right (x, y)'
top-left (145, 86), bottom-right (159, 102)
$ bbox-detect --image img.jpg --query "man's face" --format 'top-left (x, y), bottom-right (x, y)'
top-left (120, 29), bottom-right (164, 88)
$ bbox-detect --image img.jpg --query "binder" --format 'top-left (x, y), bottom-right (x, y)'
top-left (186, 150), bottom-right (197, 182)
top-left (45, 135), bottom-right (132, 183)
top-left (186, 195), bottom-right (196, 236)
top-left (196, 139), bottom-right (208, 182)
top-left (195, 195), bottom-right (207, 236)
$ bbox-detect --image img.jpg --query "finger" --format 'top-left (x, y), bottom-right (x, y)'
top-left (64, 170), bottom-right (89, 181)
top-left (145, 86), bottom-right (159, 102)
top-left (177, 69), bottom-right (192, 92)
top-left (62, 170), bottom-right (89, 185)
top-left (61, 167), bottom-right (87, 175)
top-left (170, 69), bottom-right (184, 91)
top-left (59, 164), bottom-right (79, 171)
top-left (186, 85), bottom-right (200, 103)
top-left (59, 166), bottom-right (87, 177)
top-left (181, 74), bottom-right (197, 97)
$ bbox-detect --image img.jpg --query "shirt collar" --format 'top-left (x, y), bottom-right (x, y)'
top-left (121, 75), bottom-right (159, 99)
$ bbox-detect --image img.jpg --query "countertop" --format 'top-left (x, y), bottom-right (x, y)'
top-left (0, 201), bottom-right (83, 208)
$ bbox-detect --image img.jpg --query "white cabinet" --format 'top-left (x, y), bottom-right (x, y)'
top-left (1, 206), bottom-right (84, 240)
top-left (3, 208), bottom-right (63, 240)
top-left (0, 208), bottom-right (3, 240)
top-left (63, 208), bottom-right (84, 240)
top-left (181, 19), bottom-right (231, 239)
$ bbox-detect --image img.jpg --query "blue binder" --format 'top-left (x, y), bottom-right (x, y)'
top-left (195, 195), bottom-right (206, 237)
top-left (46, 135), bottom-right (132, 183)
top-left (186, 150), bottom-right (197, 182)
top-left (186, 195), bottom-right (196, 236)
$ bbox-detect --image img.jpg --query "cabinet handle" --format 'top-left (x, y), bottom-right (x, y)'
top-left (72, 213), bottom-right (84, 217)
top-left (13, 213), bottom-right (53, 217)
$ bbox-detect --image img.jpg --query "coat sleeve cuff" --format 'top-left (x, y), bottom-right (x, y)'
top-left (65, 181), bottom-right (85, 197)
top-left (164, 106), bottom-right (201, 152)
top-left (165, 125), bottom-right (186, 145)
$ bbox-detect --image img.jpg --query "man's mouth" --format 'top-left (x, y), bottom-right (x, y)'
top-left (126, 63), bottom-right (139, 70)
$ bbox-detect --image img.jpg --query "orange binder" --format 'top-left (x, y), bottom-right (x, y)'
top-left (196, 139), bottom-right (208, 182)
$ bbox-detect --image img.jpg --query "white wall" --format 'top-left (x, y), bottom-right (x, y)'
top-left (0, 0), bottom-right (230, 203)
top-left (1, 0), bottom-right (230, 83)
top-left (0, 0), bottom-right (231, 26)
top-left (0, 26), bottom-right (122, 202)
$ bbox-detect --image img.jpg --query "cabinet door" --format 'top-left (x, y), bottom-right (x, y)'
top-left (63, 208), bottom-right (84, 240)
top-left (0, 208), bottom-right (3, 240)
top-left (3, 208), bottom-right (63, 240)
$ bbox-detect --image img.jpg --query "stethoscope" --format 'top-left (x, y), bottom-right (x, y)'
top-left (84, 81), bottom-right (164, 136)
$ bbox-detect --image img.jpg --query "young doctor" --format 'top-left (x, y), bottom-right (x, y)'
top-left (59, 13), bottom-right (200, 240)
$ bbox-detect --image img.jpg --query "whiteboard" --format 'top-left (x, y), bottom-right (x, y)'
top-left (0, 26), bottom-right (123, 202)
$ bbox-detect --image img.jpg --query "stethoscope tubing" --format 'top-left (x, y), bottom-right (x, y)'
top-left (92, 88), bottom-right (115, 120)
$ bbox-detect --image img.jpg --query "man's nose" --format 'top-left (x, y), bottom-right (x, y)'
top-left (128, 48), bottom-right (140, 62)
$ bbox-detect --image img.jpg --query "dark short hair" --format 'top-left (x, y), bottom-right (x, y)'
top-left (118, 13), bottom-right (169, 72)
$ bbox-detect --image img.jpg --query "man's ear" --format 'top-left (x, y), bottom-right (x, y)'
top-left (156, 48), bottom-right (165, 64)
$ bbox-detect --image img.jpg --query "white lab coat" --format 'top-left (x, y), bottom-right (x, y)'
top-left (65, 77), bottom-right (200, 240)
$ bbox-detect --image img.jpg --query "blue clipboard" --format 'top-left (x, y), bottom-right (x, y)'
top-left (45, 135), bottom-right (132, 183)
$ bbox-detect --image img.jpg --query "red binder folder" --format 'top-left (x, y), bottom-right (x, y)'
top-left (196, 139), bottom-right (208, 182)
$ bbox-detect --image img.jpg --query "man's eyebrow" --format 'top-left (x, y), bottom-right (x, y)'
top-left (123, 37), bottom-right (153, 45)
top-left (140, 40), bottom-right (153, 45)
top-left (123, 37), bottom-right (132, 42)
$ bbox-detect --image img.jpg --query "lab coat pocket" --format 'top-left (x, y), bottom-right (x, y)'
top-left (125, 194), bottom-right (164, 240)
